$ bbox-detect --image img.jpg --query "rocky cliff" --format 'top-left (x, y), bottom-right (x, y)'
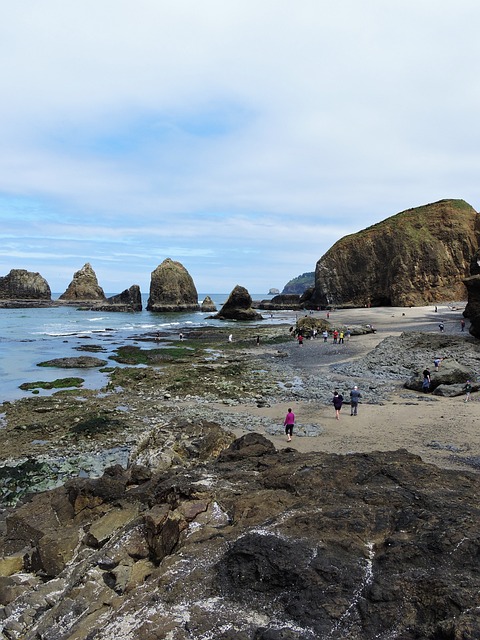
top-left (311, 199), bottom-right (480, 308)
top-left (464, 244), bottom-right (480, 338)
top-left (0, 433), bottom-right (478, 639)
top-left (58, 263), bottom-right (106, 301)
top-left (146, 258), bottom-right (199, 312)
top-left (282, 271), bottom-right (315, 295)
top-left (0, 269), bottom-right (51, 300)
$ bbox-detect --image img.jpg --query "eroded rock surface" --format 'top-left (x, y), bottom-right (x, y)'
top-left (0, 435), bottom-right (478, 639)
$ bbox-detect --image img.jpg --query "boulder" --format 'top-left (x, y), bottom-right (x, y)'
top-left (405, 358), bottom-right (474, 392)
top-left (146, 258), bottom-right (199, 312)
top-left (311, 199), bottom-right (479, 307)
top-left (59, 263), bottom-right (106, 301)
top-left (200, 295), bottom-right (217, 312)
top-left (0, 269), bottom-right (51, 300)
top-left (214, 285), bottom-right (263, 321)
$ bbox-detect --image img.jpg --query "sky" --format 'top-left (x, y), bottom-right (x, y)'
top-left (1, 1), bottom-right (480, 295)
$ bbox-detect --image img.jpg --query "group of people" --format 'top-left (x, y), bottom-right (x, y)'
top-left (296, 327), bottom-right (351, 345)
top-left (283, 385), bottom-right (362, 441)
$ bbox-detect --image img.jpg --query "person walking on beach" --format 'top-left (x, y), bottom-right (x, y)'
top-left (422, 367), bottom-right (431, 393)
top-left (322, 330), bottom-right (328, 342)
top-left (439, 322), bottom-right (444, 332)
top-left (463, 380), bottom-right (472, 402)
top-left (298, 333), bottom-right (304, 346)
top-left (350, 385), bottom-right (361, 416)
top-left (332, 391), bottom-right (344, 420)
top-left (461, 319), bottom-right (466, 332)
top-left (284, 408), bottom-right (295, 441)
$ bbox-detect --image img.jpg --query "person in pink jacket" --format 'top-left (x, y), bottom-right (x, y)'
top-left (284, 408), bottom-right (295, 442)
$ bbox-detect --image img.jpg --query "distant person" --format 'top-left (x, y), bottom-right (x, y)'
top-left (461, 319), bottom-right (466, 332)
top-left (345, 329), bottom-right (351, 341)
top-left (332, 329), bottom-right (338, 344)
top-left (322, 330), bottom-right (328, 342)
top-left (439, 322), bottom-right (445, 332)
top-left (284, 408), bottom-right (295, 442)
top-left (350, 385), bottom-right (362, 416)
top-left (332, 391), bottom-right (344, 420)
top-left (179, 332), bottom-right (184, 341)
top-left (298, 334), bottom-right (304, 346)
top-left (463, 380), bottom-right (472, 402)
top-left (228, 334), bottom-right (233, 342)
top-left (435, 305), bottom-right (438, 312)
top-left (256, 335), bottom-right (260, 346)
top-left (338, 330), bottom-right (344, 344)
top-left (422, 367), bottom-right (431, 393)
top-left (433, 357), bottom-right (444, 371)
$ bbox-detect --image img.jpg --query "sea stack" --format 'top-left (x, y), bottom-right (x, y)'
top-left (214, 285), bottom-right (263, 321)
top-left (59, 263), bottom-right (106, 301)
top-left (0, 269), bottom-right (51, 300)
top-left (146, 258), bottom-right (199, 312)
top-left (200, 295), bottom-right (217, 312)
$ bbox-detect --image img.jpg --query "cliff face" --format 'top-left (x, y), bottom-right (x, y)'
top-left (146, 258), bottom-right (199, 312)
top-left (0, 269), bottom-right (51, 300)
top-left (311, 199), bottom-right (480, 307)
top-left (59, 263), bottom-right (106, 301)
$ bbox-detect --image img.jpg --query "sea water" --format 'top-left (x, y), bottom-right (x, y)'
top-left (0, 293), bottom-right (292, 403)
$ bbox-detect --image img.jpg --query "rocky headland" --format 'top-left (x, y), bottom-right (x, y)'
top-left (311, 199), bottom-right (480, 308)
top-left (0, 305), bottom-right (479, 638)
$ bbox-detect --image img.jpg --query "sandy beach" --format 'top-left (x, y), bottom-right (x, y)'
top-left (219, 303), bottom-right (480, 473)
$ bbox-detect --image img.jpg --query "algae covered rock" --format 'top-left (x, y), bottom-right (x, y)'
top-left (146, 258), bottom-right (199, 312)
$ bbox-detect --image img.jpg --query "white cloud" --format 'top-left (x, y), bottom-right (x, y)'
top-left (0, 1), bottom-right (479, 292)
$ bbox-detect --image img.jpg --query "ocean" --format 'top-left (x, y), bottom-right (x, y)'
top-left (0, 293), bottom-right (293, 403)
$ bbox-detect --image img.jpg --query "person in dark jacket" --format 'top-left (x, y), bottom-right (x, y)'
top-left (350, 385), bottom-right (362, 415)
top-left (332, 391), bottom-right (344, 420)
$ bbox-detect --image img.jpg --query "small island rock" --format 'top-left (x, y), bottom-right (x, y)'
top-left (214, 285), bottom-right (263, 321)
top-left (200, 295), bottom-right (217, 312)
top-left (0, 269), bottom-right (51, 300)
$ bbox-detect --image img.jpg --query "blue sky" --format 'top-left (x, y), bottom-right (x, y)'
top-left (0, 1), bottom-right (479, 295)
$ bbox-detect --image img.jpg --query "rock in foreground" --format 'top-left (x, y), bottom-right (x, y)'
top-left (0, 434), bottom-right (478, 640)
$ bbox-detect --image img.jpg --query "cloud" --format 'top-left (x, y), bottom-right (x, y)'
top-left (0, 1), bottom-right (479, 292)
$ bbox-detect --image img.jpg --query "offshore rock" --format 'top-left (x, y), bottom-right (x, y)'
top-left (257, 294), bottom-right (302, 310)
top-left (311, 199), bottom-right (480, 307)
top-left (0, 269), bottom-right (51, 300)
top-left (146, 258), bottom-right (199, 312)
top-left (0, 440), bottom-right (478, 639)
top-left (82, 285), bottom-right (143, 312)
top-left (200, 295), bottom-right (217, 312)
top-left (214, 285), bottom-right (263, 321)
top-left (58, 263), bottom-right (106, 301)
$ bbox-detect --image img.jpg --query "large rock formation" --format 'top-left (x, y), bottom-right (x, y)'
top-left (146, 258), bottom-right (199, 312)
top-left (311, 199), bottom-right (480, 308)
top-left (464, 246), bottom-right (480, 338)
top-left (0, 269), bottom-right (51, 300)
top-left (0, 433), bottom-right (478, 639)
top-left (257, 293), bottom-right (302, 310)
top-left (214, 285), bottom-right (263, 320)
top-left (58, 263), bottom-right (106, 301)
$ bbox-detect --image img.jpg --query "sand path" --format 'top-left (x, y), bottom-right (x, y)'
top-left (213, 304), bottom-right (480, 473)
